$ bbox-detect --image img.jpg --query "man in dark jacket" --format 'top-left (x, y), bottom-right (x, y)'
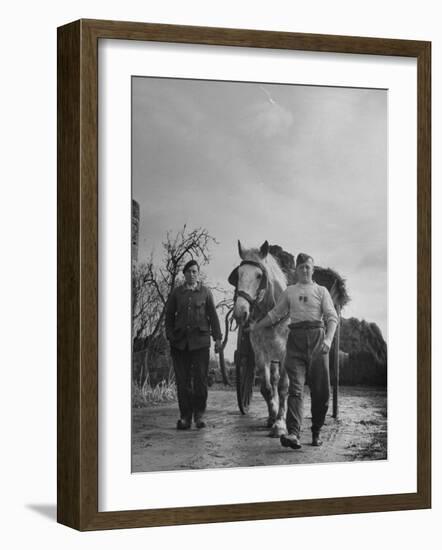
top-left (165, 260), bottom-right (222, 430)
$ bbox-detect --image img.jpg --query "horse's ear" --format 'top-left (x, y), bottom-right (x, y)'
top-left (228, 267), bottom-right (239, 287)
top-left (238, 240), bottom-right (245, 260)
top-left (259, 240), bottom-right (269, 258)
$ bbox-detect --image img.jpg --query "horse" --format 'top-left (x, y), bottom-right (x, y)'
top-left (228, 240), bottom-right (290, 437)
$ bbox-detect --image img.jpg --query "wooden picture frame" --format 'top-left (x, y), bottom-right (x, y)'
top-left (57, 18), bottom-right (431, 531)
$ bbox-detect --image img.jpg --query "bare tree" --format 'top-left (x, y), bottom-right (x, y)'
top-left (132, 260), bottom-right (165, 342)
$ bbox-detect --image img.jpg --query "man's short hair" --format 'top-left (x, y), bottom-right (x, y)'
top-left (183, 259), bottom-right (199, 274)
top-left (296, 253), bottom-right (314, 267)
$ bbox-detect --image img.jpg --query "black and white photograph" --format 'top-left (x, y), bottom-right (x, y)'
top-left (131, 76), bottom-right (388, 473)
top-left (2, 0), bottom-right (436, 544)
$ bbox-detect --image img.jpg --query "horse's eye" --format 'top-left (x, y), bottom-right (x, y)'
top-left (257, 273), bottom-right (262, 279)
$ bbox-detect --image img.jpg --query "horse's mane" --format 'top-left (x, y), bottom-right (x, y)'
top-left (268, 245), bottom-right (296, 283)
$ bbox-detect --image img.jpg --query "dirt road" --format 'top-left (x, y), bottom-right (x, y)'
top-left (132, 386), bottom-right (387, 472)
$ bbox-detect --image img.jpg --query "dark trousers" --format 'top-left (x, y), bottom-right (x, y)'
top-left (284, 327), bottom-right (330, 437)
top-left (170, 346), bottom-right (210, 422)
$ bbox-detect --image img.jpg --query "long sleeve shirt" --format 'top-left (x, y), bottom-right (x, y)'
top-left (267, 282), bottom-right (338, 345)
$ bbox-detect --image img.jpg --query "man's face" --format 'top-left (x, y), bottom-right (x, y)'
top-left (296, 259), bottom-right (314, 284)
top-left (184, 265), bottom-right (199, 286)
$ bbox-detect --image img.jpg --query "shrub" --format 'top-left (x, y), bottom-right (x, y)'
top-left (132, 379), bottom-right (177, 407)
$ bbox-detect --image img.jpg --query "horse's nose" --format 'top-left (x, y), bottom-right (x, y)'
top-left (233, 305), bottom-right (248, 325)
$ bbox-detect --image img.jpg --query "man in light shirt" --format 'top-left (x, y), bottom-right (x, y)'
top-left (250, 253), bottom-right (338, 449)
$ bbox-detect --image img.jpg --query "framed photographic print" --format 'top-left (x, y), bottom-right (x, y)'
top-left (57, 19), bottom-right (431, 530)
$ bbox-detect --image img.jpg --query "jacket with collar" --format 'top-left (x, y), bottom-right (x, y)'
top-left (165, 282), bottom-right (222, 351)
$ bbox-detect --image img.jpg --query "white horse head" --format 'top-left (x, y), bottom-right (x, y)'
top-left (229, 240), bottom-right (287, 325)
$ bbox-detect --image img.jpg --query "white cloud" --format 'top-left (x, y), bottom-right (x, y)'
top-left (241, 100), bottom-right (294, 139)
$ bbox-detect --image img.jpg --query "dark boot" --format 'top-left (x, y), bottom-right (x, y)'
top-left (312, 432), bottom-right (323, 446)
top-left (194, 414), bottom-right (206, 429)
top-left (176, 418), bottom-right (191, 430)
top-left (280, 433), bottom-right (302, 450)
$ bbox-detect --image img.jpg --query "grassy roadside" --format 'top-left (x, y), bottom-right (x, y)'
top-left (132, 380), bottom-right (177, 407)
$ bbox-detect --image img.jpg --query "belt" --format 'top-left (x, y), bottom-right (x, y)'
top-left (288, 321), bottom-right (324, 330)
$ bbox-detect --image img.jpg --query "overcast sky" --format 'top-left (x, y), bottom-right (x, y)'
top-left (132, 76), bottom-right (387, 348)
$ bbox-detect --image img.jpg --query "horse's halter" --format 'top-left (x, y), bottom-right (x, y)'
top-left (228, 260), bottom-right (268, 308)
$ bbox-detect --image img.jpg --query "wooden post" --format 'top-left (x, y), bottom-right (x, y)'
top-left (332, 306), bottom-right (341, 419)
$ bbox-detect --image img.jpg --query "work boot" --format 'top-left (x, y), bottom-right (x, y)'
top-left (194, 414), bottom-right (206, 429)
top-left (312, 432), bottom-right (323, 447)
top-left (176, 418), bottom-right (191, 430)
top-left (280, 433), bottom-right (302, 450)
